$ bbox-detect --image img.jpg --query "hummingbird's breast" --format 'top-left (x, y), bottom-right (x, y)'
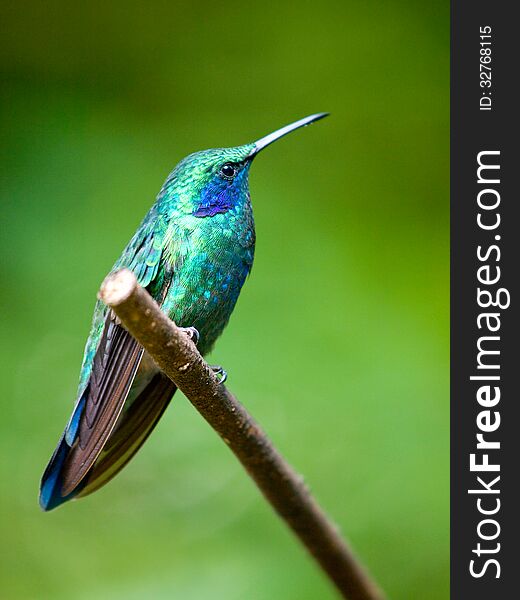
top-left (162, 203), bottom-right (255, 355)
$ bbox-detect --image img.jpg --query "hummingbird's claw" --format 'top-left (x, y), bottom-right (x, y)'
top-left (210, 365), bottom-right (228, 385)
top-left (180, 326), bottom-right (200, 346)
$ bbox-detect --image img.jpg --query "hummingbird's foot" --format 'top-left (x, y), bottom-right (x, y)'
top-left (210, 365), bottom-right (228, 385)
top-left (179, 326), bottom-right (200, 346)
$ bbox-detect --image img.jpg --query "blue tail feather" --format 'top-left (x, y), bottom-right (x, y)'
top-left (39, 434), bottom-right (70, 511)
top-left (39, 393), bottom-right (87, 511)
top-left (65, 392), bottom-right (86, 445)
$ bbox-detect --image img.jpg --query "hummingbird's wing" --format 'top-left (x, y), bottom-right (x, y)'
top-left (40, 208), bottom-right (174, 510)
top-left (58, 316), bottom-right (144, 495)
top-left (76, 372), bottom-right (176, 497)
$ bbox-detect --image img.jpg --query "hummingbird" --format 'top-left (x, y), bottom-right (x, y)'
top-left (39, 113), bottom-right (328, 511)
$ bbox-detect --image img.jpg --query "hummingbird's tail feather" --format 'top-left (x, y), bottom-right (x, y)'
top-left (39, 432), bottom-right (75, 511)
top-left (39, 390), bottom-right (89, 510)
top-left (76, 373), bottom-right (176, 497)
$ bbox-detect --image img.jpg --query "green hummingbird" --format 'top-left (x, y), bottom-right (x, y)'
top-left (39, 113), bottom-right (328, 510)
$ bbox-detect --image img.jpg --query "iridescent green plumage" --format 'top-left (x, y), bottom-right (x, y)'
top-left (79, 144), bottom-right (256, 391)
top-left (40, 114), bottom-right (328, 510)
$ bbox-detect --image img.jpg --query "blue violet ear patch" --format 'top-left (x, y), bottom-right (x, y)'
top-left (193, 169), bottom-right (247, 217)
top-left (193, 187), bottom-right (235, 217)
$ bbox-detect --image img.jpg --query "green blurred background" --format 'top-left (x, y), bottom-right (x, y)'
top-left (0, 1), bottom-right (448, 598)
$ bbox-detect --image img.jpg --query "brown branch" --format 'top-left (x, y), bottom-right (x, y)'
top-left (98, 268), bottom-right (385, 600)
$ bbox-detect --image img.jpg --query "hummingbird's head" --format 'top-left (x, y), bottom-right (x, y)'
top-left (161, 113), bottom-right (329, 218)
top-left (166, 144), bottom-right (255, 218)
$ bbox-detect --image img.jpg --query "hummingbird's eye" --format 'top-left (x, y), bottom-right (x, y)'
top-left (220, 163), bottom-right (237, 179)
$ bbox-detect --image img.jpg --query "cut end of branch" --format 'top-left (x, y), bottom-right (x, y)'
top-left (98, 269), bottom-right (137, 306)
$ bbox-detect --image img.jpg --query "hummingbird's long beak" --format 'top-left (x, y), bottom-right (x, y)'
top-left (248, 113), bottom-right (329, 157)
